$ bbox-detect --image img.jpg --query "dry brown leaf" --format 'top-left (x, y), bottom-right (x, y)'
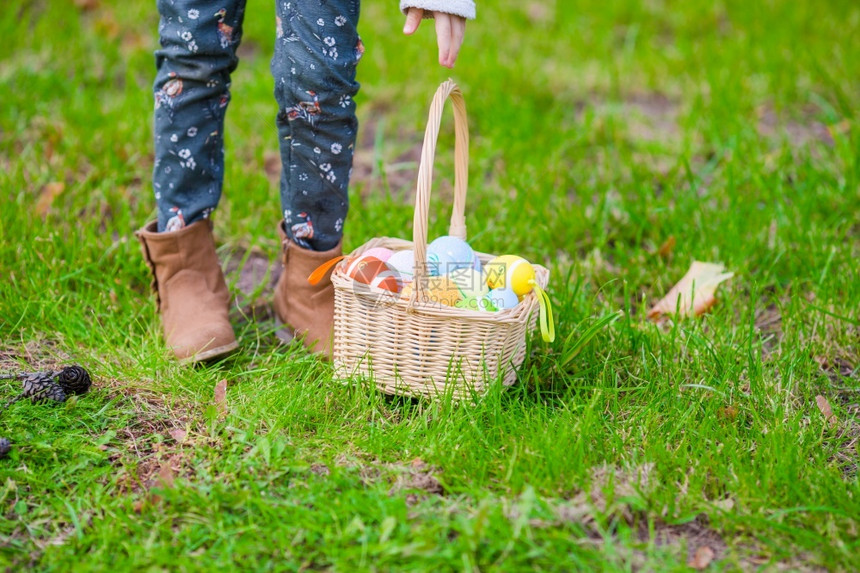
top-left (719, 405), bottom-right (739, 420)
top-left (526, 2), bottom-right (553, 23)
top-left (214, 379), bottom-right (228, 415)
top-left (74, 0), bottom-right (100, 10)
top-left (263, 151), bottom-right (281, 181)
top-left (158, 460), bottom-right (176, 488)
top-left (648, 261), bottom-right (734, 320)
top-left (36, 182), bottom-right (65, 216)
top-left (168, 428), bottom-right (187, 443)
top-left (657, 235), bottom-right (676, 258)
top-left (95, 13), bottom-right (120, 40)
top-left (815, 395), bottom-right (837, 427)
top-left (688, 546), bottom-right (715, 569)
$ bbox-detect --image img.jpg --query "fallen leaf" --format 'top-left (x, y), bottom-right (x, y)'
top-left (168, 428), bottom-right (187, 443)
top-left (526, 1), bottom-right (552, 23)
top-left (132, 500), bottom-right (144, 513)
top-left (688, 546), bottom-right (715, 569)
top-left (264, 151), bottom-right (281, 181)
top-left (74, 0), bottom-right (100, 10)
top-left (648, 261), bottom-right (734, 320)
top-left (95, 13), bottom-right (120, 40)
top-left (657, 235), bottom-right (676, 257)
top-left (214, 379), bottom-right (228, 415)
top-left (35, 182), bottom-right (65, 216)
top-left (815, 395), bottom-right (837, 427)
top-left (719, 405), bottom-right (739, 420)
top-left (158, 460), bottom-right (176, 488)
top-left (827, 119), bottom-right (851, 140)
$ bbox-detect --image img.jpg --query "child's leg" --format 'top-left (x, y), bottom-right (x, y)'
top-left (136, 1), bottom-right (248, 363)
top-left (272, 0), bottom-right (362, 252)
top-left (152, 0), bottom-right (247, 232)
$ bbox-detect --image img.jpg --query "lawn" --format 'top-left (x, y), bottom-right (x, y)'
top-left (1, 0), bottom-right (858, 570)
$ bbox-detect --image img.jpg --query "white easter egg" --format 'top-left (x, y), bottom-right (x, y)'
top-left (386, 249), bottom-right (415, 280)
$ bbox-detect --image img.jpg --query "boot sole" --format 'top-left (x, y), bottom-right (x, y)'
top-left (178, 340), bottom-right (240, 365)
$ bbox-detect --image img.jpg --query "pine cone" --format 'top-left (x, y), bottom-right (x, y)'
top-left (19, 377), bottom-right (68, 404)
top-left (57, 365), bottom-right (91, 396)
top-left (0, 437), bottom-right (10, 458)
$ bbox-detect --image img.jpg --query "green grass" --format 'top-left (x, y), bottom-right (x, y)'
top-left (1, 0), bottom-right (859, 569)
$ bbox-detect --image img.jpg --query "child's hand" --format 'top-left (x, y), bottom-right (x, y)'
top-left (403, 8), bottom-right (466, 69)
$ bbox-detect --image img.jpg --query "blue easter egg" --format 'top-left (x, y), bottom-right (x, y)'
top-left (426, 250), bottom-right (454, 276)
top-left (429, 236), bottom-right (474, 272)
top-left (455, 294), bottom-right (497, 312)
top-left (487, 287), bottom-right (520, 310)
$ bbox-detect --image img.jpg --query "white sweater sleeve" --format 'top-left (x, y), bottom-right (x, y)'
top-left (400, 0), bottom-right (476, 20)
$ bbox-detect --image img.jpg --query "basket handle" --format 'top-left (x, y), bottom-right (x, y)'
top-left (411, 80), bottom-right (469, 304)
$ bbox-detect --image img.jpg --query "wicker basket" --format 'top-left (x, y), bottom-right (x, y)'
top-left (330, 80), bottom-right (549, 399)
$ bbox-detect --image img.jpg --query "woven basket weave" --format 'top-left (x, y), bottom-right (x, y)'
top-left (331, 80), bottom-right (549, 399)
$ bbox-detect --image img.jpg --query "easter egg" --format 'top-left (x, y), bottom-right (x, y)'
top-left (400, 277), bottom-right (462, 307)
top-left (455, 294), bottom-right (497, 312)
top-left (428, 236), bottom-right (474, 272)
top-left (426, 276), bottom-right (464, 306)
top-left (447, 268), bottom-right (488, 299)
top-left (387, 249), bottom-right (415, 281)
top-left (362, 247), bottom-right (394, 262)
top-left (426, 250), bottom-right (454, 277)
top-left (345, 255), bottom-right (400, 293)
top-left (486, 287), bottom-right (520, 311)
top-left (472, 252), bottom-right (483, 273)
top-left (484, 255), bottom-right (536, 297)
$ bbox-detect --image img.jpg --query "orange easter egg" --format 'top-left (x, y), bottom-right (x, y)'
top-left (424, 276), bottom-right (464, 306)
top-left (346, 255), bottom-right (401, 293)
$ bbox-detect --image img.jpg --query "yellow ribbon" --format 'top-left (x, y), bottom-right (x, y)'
top-left (530, 281), bottom-right (555, 343)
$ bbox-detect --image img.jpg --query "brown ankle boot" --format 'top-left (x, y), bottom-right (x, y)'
top-left (135, 220), bottom-right (238, 364)
top-left (273, 221), bottom-right (341, 357)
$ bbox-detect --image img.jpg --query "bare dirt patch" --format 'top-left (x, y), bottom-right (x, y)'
top-left (757, 103), bottom-right (835, 148)
top-left (816, 355), bottom-right (858, 385)
top-left (643, 515), bottom-right (728, 566)
top-left (755, 303), bottom-right (783, 360)
top-left (223, 246), bottom-right (280, 324)
top-left (351, 114), bottom-right (423, 201)
top-left (621, 92), bottom-right (681, 143)
top-left (335, 454), bottom-right (445, 505)
top-left (387, 458), bottom-right (444, 505)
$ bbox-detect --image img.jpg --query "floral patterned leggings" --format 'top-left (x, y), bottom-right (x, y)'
top-left (153, 0), bottom-right (361, 251)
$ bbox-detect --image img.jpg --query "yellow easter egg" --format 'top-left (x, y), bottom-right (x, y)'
top-left (484, 255), bottom-right (536, 296)
top-left (400, 277), bottom-right (462, 307)
top-left (484, 255), bottom-right (517, 290)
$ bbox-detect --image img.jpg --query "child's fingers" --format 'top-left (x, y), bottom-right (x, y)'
top-left (403, 7), bottom-right (423, 34)
top-left (434, 13), bottom-right (453, 68)
top-left (448, 16), bottom-right (465, 66)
